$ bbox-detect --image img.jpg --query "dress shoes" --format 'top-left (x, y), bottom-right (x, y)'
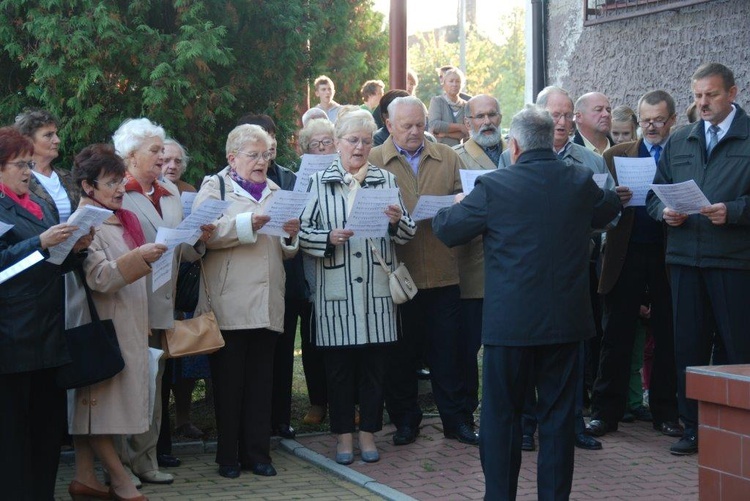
top-left (521, 434), bottom-right (536, 452)
top-left (444, 423), bottom-right (480, 446)
top-left (68, 480), bottom-right (112, 500)
top-left (137, 470), bottom-right (174, 485)
top-left (174, 422), bottom-right (204, 439)
top-left (585, 419), bottom-right (615, 437)
top-left (272, 423), bottom-right (296, 439)
top-left (303, 405), bottom-right (326, 425)
top-left (629, 405), bottom-right (653, 422)
top-left (335, 452), bottom-right (354, 465)
top-left (218, 464), bottom-right (241, 479)
top-left (655, 421), bottom-right (684, 438)
top-left (575, 432), bottom-right (602, 450)
top-left (360, 449), bottom-right (380, 463)
top-left (156, 453), bottom-right (181, 468)
top-left (250, 462), bottom-right (277, 476)
top-left (393, 424), bottom-right (419, 445)
top-left (670, 434), bottom-right (698, 455)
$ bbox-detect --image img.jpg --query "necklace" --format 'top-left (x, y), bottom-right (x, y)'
top-left (146, 185), bottom-right (155, 196)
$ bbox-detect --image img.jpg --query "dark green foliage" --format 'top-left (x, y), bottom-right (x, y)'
top-left (0, 0), bottom-right (388, 184)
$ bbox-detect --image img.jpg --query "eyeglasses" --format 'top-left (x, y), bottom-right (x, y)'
top-left (638, 120), bottom-right (668, 129)
top-left (236, 150), bottom-right (272, 162)
top-left (551, 113), bottom-right (574, 122)
top-left (341, 136), bottom-right (373, 147)
top-left (309, 138), bottom-right (334, 149)
top-left (467, 112), bottom-right (501, 121)
top-left (8, 160), bottom-right (35, 170)
top-left (94, 178), bottom-right (127, 189)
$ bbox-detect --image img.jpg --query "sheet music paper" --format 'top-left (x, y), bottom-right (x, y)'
top-left (614, 156), bottom-right (658, 207)
top-left (460, 169), bottom-right (489, 195)
top-left (180, 192), bottom-right (198, 218)
top-left (649, 180), bottom-right (711, 215)
top-left (151, 227), bottom-right (195, 292)
top-left (257, 191), bottom-right (312, 238)
top-left (411, 195), bottom-right (455, 221)
top-left (47, 205), bottom-right (113, 265)
top-left (593, 173), bottom-right (609, 189)
top-left (344, 188), bottom-right (399, 238)
top-left (176, 199), bottom-right (231, 244)
top-left (293, 154), bottom-right (337, 192)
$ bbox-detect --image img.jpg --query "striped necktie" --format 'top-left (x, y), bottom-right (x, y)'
top-left (707, 125), bottom-right (720, 156)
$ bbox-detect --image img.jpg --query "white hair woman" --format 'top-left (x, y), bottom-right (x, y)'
top-left (300, 109), bottom-right (416, 465)
top-left (193, 124), bottom-right (300, 479)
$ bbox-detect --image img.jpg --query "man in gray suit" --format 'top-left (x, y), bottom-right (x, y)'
top-left (433, 105), bottom-right (620, 500)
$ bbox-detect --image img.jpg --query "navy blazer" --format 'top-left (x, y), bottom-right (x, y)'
top-left (432, 149), bottom-right (621, 347)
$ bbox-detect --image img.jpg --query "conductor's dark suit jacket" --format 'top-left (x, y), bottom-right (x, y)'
top-left (433, 149), bottom-right (621, 347)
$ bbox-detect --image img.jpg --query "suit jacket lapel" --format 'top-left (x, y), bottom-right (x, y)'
top-left (123, 191), bottom-right (163, 234)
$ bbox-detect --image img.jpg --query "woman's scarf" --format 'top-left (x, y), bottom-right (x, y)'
top-left (0, 183), bottom-right (44, 220)
top-left (87, 195), bottom-right (146, 250)
top-left (229, 168), bottom-right (267, 201)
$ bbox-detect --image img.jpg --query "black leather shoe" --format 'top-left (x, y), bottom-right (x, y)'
top-left (585, 419), bottom-right (615, 437)
top-left (218, 464), bottom-right (240, 479)
top-left (670, 434), bottom-right (698, 455)
top-left (521, 434), bottom-right (535, 451)
top-left (620, 411), bottom-right (636, 423)
top-left (630, 405), bottom-right (653, 422)
top-left (444, 423), bottom-right (480, 446)
top-left (655, 421), bottom-right (684, 438)
top-left (575, 432), bottom-right (602, 450)
top-left (251, 463), bottom-right (277, 476)
top-left (273, 424), bottom-right (296, 439)
top-left (393, 424), bottom-right (419, 445)
top-left (157, 454), bottom-right (181, 468)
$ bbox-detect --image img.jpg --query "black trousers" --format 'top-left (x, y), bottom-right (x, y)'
top-left (210, 329), bottom-right (277, 466)
top-left (157, 358), bottom-right (174, 456)
top-left (271, 298), bottom-right (306, 426)
top-left (592, 243), bottom-right (678, 426)
top-left (671, 265), bottom-right (750, 435)
top-left (300, 302), bottom-right (327, 407)
top-left (323, 345), bottom-right (388, 434)
top-left (385, 285), bottom-right (467, 430)
top-left (481, 343), bottom-right (578, 501)
top-left (0, 368), bottom-right (66, 500)
top-left (460, 298), bottom-right (483, 419)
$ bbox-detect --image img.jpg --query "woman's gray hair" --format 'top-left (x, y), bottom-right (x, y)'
top-left (14, 109), bottom-right (58, 138)
top-left (164, 138), bottom-right (189, 172)
top-left (298, 118), bottom-right (335, 152)
top-left (112, 118), bottom-right (166, 159)
top-left (508, 105), bottom-right (554, 152)
top-left (301, 108), bottom-right (329, 127)
top-left (334, 108), bottom-right (376, 139)
top-left (443, 67), bottom-right (466, 88)
top-left (225, 124), bottom-right (271, 157)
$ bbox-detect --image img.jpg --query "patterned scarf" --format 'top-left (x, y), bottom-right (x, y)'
top-left (229, 168), bottom-right (267, 201)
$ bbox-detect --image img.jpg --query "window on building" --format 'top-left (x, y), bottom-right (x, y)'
top-left (584, 0), bottom-right (711, 25)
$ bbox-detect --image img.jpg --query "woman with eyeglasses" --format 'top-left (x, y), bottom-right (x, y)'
top-left (14, 109), bottom-right (80, 223)
top-left (0, 127), bottom-right (93, 500)
top-left (298, 117), bottom-right (337, 155)
top-left (193, 124), bottom-right (300, 479)
top-left (300, 109), bottom-right (415, 465)
top-left (67, 144), bottom-right (169, 501)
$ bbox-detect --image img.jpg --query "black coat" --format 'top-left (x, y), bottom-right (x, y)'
top-left (0, 195), bottom-right (82, 374)
top-left (432, 149), bottom-right (621, 346)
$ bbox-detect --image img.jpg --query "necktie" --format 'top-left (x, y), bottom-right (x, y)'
top-left (707, 125), bottom-right (720, 156)
top-left (652, 145), bottom-right (662, 164)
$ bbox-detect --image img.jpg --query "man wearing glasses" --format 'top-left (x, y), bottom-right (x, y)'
top-left (587, 91), bottom-right (682, 444)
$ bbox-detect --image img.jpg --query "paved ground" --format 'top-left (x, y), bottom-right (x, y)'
top-left (55, 416), bottom-right (698, 500)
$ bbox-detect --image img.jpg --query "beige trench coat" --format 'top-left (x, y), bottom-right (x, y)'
top-left (66, 210), bottom-right (153, 435)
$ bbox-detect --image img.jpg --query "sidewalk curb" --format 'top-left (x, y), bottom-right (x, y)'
top-left (280, 438), bottom-right (418, 501)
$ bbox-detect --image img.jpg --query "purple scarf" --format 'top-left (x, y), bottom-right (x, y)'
top-left (229, 169), bottom-right (266, 201)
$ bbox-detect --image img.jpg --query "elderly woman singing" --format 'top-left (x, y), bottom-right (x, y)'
top-left (194, 124), bottom-right (300, 479)
top-left (300, 109), bottom-right (415, 465)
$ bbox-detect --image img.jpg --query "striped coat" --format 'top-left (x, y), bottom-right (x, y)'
top-left (300, 160), bottom-right (416, 347)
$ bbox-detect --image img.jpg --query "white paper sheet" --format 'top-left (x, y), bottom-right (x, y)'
top-left (257, 191), bottom-right (312, 238)
top-left (176, 199), bottom-right (231, 243)
top-left (151, 227), bottom-right (195, 292)
top-left (411, 195), bottom-right (456, 221)
top-left (0, 221), bottom-right (13, 238)
top-left (649, 180), bottom-right (711, 215)
top-left (293, 154), bottom-right (337, 192)
top-left (344, 188), bottom-right (399, 238)
top-left (593, 173), bottom-right (609, 189)
top-left (0, 251), bottom-right (45, 285)
top-left (47, 205), bottom-right (113, 265)
top-left (180, 192), bottom-right (198, 218)
top-left (614, 156), bottom-right (658, 207)
top-left (460, 169), bottom-right (489, 195)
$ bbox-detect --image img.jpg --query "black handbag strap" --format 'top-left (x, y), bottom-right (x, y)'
top-left (218, 174), bottom-right (225, 200)
top-left (75, 267), bottom-right (102, 324)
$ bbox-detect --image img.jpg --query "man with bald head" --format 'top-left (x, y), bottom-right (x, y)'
top-left (453, 94), bottom-right (505, 422)
top-left (574, 92), bottom-right (614, 154)
top-left (369, 96), bottom-right (479, 447)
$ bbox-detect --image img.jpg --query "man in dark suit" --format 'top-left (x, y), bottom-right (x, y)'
top-left (433, 105), bottom-right (620, 500)
top-left (587, 91), bottom-right (682, 440)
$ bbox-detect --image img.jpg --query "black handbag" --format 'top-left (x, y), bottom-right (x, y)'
top-left (56, 269), bottom-right (125, 389)
top-left (175, 260), bottom-right (200, 312)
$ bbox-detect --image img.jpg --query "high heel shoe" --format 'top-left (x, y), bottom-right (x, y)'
top-left (109, 488), bottom-right (148, 501)
top-left (68, 480), bottom-right (112, 500)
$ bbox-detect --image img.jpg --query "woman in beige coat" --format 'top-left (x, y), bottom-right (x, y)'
top-left (67, 144), bottom-right (167, 501)
top-left (193, 124), bottom-right (299, 479)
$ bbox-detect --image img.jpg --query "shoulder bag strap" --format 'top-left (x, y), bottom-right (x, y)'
top-left (368, 238), bottom-right (391, 274)
top-left (75, 266), bottom-right (102, 323)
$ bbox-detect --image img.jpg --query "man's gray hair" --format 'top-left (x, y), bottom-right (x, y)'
top-left (536, 86), bottom-right (573, 109)
top-left (508, 105), bottom-right (554, 151)
top-left (387, 96), bottom-right (428, 121)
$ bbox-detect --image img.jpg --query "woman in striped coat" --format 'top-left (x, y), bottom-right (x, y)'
top-left (300, 108), bottom-right (415, 465)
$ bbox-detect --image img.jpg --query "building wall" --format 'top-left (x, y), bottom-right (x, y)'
top-left (545, 0), bottom-right (750, 125)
